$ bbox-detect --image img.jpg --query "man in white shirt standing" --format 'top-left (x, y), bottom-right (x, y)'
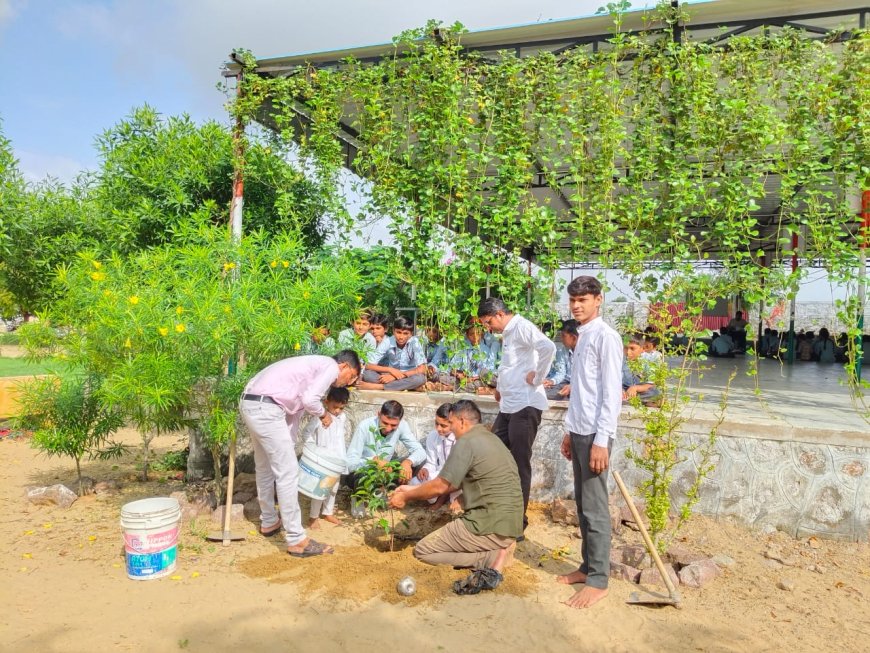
top-left (478, 297), bottom-right (556, 536)
top-left (557, 276), bottom-right (623, 609)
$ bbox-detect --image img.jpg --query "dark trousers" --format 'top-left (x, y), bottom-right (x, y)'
top-left (492, 406), bottom-right (542, 530)
top-left (570, 432), bottom-right (612, 589)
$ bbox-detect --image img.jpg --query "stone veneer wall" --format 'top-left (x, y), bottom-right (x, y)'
top-left (191, 390), bottom-right (868, 542)
top-left (341, 391), bottom-right (869, 542)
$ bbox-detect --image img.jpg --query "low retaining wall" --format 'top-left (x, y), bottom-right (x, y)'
top-left (190, 390), bottom-right (869, 542)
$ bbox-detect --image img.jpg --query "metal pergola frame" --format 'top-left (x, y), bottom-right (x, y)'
top-left (224, 0), bottom-right (867, 268)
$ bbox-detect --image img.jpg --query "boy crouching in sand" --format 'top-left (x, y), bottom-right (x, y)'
top-left (301, 386), bottom-right (350, 529)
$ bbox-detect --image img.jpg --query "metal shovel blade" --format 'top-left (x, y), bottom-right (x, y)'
top-left (206, 529), bottom-right (246, 544)
top-left (627, 589), bottom-right (683, 607)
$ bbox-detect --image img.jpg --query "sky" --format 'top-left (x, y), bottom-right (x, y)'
top-left (0, 0), bottom-right (854, 303)
top-left (0, 0), bottom-right (630, 182)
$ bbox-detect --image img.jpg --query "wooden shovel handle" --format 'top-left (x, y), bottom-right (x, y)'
top-left (612, 470), bottom-right (679, 599)
top-left (222, 435), bottom-right (237, 546)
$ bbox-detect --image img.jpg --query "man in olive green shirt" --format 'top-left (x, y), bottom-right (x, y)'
top-left (389, 400), bottom-right (523, 594)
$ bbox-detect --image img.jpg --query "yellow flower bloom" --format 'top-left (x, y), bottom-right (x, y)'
top-left (281, 261), bottom-right (289, 268)
top-left (270, 260), bottom-right (278, 268)
top-left (90, 271), bottom-right (106, 281)
top-left (103, 290), bottom-right (112, 298)
top-left (158, 327), bottom-right (169, 337)
top-left (302, 291), bottom-right (311, 300)
top-left (175, 324), bottom-right (186, 333)
top-left (92, 261), bottom-right (102, 270)
top-left (294, 342), bottom-right (301, 351)
top-left (128, 295), bottom-right (139, 305)
top-left (176, 306), bottom-right (184, 315)
top-left (124, 337), bottom-right (132, 348)
top-left (223, 306), bottom-right (231, 314)
top-left (355, 295), bottom-right (362, 302)
top-left (223, 262), bottom-right (236, 272)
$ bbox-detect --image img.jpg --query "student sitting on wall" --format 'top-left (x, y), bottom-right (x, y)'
top-left (337, 311), bottom-right (376, 362)
top-left (440, 318), bottom-right (498, 393)
top-left (358, 316), bottom-right (428, 391)
top-left (368, 313), bottom-right (392, 365)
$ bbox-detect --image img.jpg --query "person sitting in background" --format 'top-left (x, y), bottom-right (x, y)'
top-left (798, 331), bottom-right (815, 361)
top-left (338, 311), bottom-right (376, 362)
top-left (640, 334), bottom-right (663, 364)
top-left (368, 313), bottom-right (392, 364)
top-left (709, 328), bottom-right (735, 358)
top-left (544, 319), bottom-right (578, 400)
top-left (360, 316), bottom-right (428, 391)
top-left (622, 332), bottom-right (661, 406)
top-left (303, 326), bottom-right (335, 354)
top-left (424, 324), bottom-right (448, 375)
top-left (813, 327), bottom-right (836, 363)
top-left (442, 318), bottom-right (497, 393)
top-left (727, 311), bottom-right (748, 352)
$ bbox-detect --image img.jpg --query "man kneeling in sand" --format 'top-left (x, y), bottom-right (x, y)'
top-left (389, 400), bottom-right (522, 595)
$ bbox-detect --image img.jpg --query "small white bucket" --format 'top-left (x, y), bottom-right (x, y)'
top-left (298, 443), bottom-right (346, 500)
top-left (120, 497), bottom-right (182, 580)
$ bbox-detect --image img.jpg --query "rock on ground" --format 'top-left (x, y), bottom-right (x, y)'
top-left (639, 564), bottom-right (680, 588)
top-left (610, 561), bottom-right (641, 583)
top-left (551, 498), bottom-right (580, 527)
top-left (26, 484), bottom-right (78, 509)
top-left (678, 559), bottom-right (721, 588)
top-left (243, 496), bottom-right (262, 521)
top-left (212, 503), bottom-right (246, 524)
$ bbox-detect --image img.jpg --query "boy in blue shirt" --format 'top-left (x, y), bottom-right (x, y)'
top-left (359, 316), bottom-right (428, 391)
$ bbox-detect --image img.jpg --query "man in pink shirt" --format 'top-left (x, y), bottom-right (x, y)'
top-left (240, 350), bottom-right (361, 557)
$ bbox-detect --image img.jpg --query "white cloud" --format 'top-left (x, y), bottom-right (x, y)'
top-left (17, 148), bottom-right (91, 185)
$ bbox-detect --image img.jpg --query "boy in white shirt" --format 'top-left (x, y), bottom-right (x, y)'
top-left (301, 386), bottom-right (350, 529)
top-left (409, 403), bottom-right (460, 509)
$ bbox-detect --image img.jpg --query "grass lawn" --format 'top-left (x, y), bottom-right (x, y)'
top-left (0, 357), bottom-right (67, 378)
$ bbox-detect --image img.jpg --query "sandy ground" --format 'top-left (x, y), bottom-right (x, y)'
top-left (2, 428), bottom-right (869, 653)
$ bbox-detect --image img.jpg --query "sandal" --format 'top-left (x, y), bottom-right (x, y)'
top-left (288, 539), bottom-right (334, 558)
top-left (260, 520), bottom-right (282, 537)
top-left (452, 567), bottom-right (504, 595)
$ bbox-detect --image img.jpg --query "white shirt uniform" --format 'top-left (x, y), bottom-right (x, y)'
top-left (496, 314), bottom-right (556, 413)
top-left (564, 316), bottom-right (623, 447)
top-left (301, 412), bottom-right (348, 472)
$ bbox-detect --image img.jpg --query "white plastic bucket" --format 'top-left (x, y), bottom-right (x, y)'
top-left (120, 497), bottom-right (182, 580)
top-left (298, 443), bottom-right (346, 500)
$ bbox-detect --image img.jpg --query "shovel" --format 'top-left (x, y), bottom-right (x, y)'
top-left (207, 435), bottom-right (246, 545)
top-left (612, 470), bottom-right (681, 608)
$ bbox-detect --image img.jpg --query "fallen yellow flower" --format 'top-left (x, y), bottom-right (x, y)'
top-left (22, 553), bottom-right (32, 559)
top-left (191, 571), bottom-right (200, 578)
top-left (170, 575), bottom-right (183, 581)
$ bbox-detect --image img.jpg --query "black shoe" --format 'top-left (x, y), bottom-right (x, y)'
top-left (516, 534), bottom-right (525, 543)
top-left (453, 568), bottom-right (504, 595)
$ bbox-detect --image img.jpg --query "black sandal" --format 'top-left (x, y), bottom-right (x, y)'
top-left (452, 568), bottom-right (504, 595)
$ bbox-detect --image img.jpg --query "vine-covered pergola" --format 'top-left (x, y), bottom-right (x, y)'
top-left (223, 0), bottom-right (868, 379)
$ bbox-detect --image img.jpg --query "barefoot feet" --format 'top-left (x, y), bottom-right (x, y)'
top-left (563, 586), bottom-right (609, 609)
top-left (556, 570), bottom-right (587, 585)
top-left (321, 514), bottom-right (340, 525)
